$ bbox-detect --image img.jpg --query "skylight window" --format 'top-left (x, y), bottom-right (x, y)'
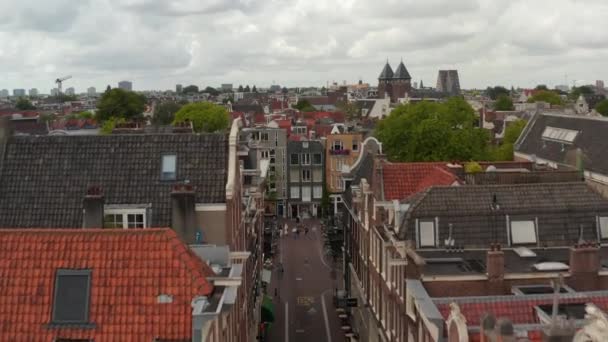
top-left (599, 216), bottom-right (608, 240)
top-left (52, 269), bottom-right (92, 324)
top-left (541, 127), bottom-right (579, 144)
top-left (161, 154), bottom-right (177, 180)
top-left (418, 221), bottom-right (436, 248)
top-left (510, 220), bottom-right (537, 245)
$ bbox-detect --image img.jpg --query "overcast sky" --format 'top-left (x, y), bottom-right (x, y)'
top-left (1, 0), bottom-right (606, 93)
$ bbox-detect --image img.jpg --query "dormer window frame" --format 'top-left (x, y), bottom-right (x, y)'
top-left (103, 207), bottom-right (148, 229)
top-left (161, 153), bottom-right (177, 181)
top-left (598, 216), bottom-right (608, 241)
top-left (509, 218), bottom-right (538, 246)
top-left (417, 218), bottom-right (437, 248)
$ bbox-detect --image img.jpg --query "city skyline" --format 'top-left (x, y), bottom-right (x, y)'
top-left (0, 0), bottom-right (607, 91)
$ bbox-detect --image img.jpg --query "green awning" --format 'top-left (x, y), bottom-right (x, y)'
top-left (261, 295), bottom-right (275, 323)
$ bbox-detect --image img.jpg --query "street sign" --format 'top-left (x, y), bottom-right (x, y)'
top-left (346, 298), bottom-right (358, 307)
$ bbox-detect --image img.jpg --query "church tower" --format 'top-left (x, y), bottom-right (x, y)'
top-left (377, 60), bottom-right (412, 102)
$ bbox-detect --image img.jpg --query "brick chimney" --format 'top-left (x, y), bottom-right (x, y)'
top-left (568, 243), bottom-right (600, 291)
top-left (486, 244), bottom-right (504, 294)
top-left (83, 186), bottom-right (104, 228)
top-left (171, 183), bottom-right (198, 244)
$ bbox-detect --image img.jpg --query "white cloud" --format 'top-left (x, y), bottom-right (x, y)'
top-left (0, 0), bottom-right (606, 91)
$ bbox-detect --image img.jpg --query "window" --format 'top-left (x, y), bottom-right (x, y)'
top-left (261, 132), bottom-right (269, 141)
top-left (103, 209), bottom-right (147, 229)
top-left (261, 150), bottom-right (269, 159)
top-left (418, 221), bottom-right (436, 247)
top-left (599, 217), bottom-right (608, 239)
top-left (290, 153), bottom-right (299, 165)
top-left (510, 220), bottom-right (537, 245)
top-left (290, 186), bottom-right (299, 199)
top-left (161, 154), bottom-right (177, 180)
top-left (333, 140), bottom-right (343, 151)
top-left (336, 159), bottom-right (344, 172)
top-left (313, 169), bottom-right (323, 182)
top-left (52, 269), bottom-right (91, 324)
top-left (541, 127), bottom-right (579, 143)
top-left (270, 149), bottom-right (276, 157)
top-left (302, 153), bottom-right (310, 165)
top-left (290, 169), bottom-right (300, 182)
top-left (353, 139), bottom-right (359, 151)
top-left (302, 141), bottom-right (309, 149)
top-left (302, 169), bottom-right (311, 181)
top-left (313, 153), bottom-right (322, 165)
top-left (302, 187), bottom-right (311, 202)
top-left (313, 185), bottom-right (322, 199)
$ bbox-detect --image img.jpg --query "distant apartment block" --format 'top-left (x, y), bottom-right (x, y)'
top-left (50, 88), bottom-right (59, 96)
top-left (0, 89), bottom-right (8, 98)
top-left (118, 81), bottom-right (133, 91)
top-left (436, 70), bottom-right (461, 95)
top-left (13, 89), bottom-right (26, 97)
top-left (87, 87), bottom-right (96, 96)
top-left (221, 84), bottom-right (233, 92)
top-left (28, 88), bottom-right (38, 97)
top-left (64, 87), bottom-right (76, 96)
top-left (176, 84), bottom-right (183, 93)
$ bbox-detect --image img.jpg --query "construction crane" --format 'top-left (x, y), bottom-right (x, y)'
top-left (55, 75), bottom-right (72, 94)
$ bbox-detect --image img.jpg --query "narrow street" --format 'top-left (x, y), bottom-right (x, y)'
top-left (266, 218), bottom-right (345, 342)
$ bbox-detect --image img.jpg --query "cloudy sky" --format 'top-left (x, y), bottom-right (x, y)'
top-left (0, 0), bottom-right (606, 93)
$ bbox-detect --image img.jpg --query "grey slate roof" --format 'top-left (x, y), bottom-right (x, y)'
top-left (0, 134), bottom-right (228, 228)
top-left (378, 62), bottom-right (394, 79)
top-left (515, 113), bottom-right (608, 176)
top-left (393, 61), bottom-right (412, 80)
top-left (399, 182), bottom-right (608, 245)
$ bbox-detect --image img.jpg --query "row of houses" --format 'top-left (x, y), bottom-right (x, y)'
top-left (333, 111), bottom-right (608, 341)
top-left (0, 117), bottom-right (270, 341)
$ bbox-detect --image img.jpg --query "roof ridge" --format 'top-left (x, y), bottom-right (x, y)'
top-left (540, 112), bottom-right (608, 122)
top-left (432, 289), bottom-right (608, 304)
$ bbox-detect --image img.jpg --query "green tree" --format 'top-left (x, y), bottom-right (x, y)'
top-left (293, 99), bottom-right (316, 112)
top-left (238, 85), bottom-right (244, 92)
top-left (244, 85), bottom-right (251, 92)
top-left (535, 85), bottom-right (548, 91)
top-left (252, 85), bottom-right (257, 93)
top-left (570, 86), bottom-right (593, 100)
top-left (202, 86), bottom-right (220, 96)
top-left (100, 117), bottom-right (126, 134)
top-left (153, 101), bottom-right (183, 125)
top-left (487, 119), bottom-right (527, 161)
top-left (494, 95), bottom-right (514, 111)
top-left (96, 88), bottom-right (146, 122)
top-left (595, 99), bottom-right (608, 117)
top-left (182, 85), bottom-right (199, 94)
top-left (503, 119), bottom-right (527, 145)
top-left (282, 87), bottom-right (288, 94)
top-left (336, 100), bottom-right (361, 120)
top-left (15, 97), bottom-right (36, 110)
top-left (376, 97), bottom-right (490, 162)
top-left (527, 90), bottom-right (564, 106)
top-left (465, 162), bottom-right (483, 173)
top-left (486, 86), bottom-right (510, 100)
top-left (173, 102), bottom-right (230, 133)
top-left (77, 111), bottom-right (94, 119)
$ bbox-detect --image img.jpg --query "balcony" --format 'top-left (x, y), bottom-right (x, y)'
top-left (330, 149), bottom-right (350, 156)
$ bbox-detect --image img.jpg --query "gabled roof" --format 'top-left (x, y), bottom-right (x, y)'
top-left (0, 134), bottom-right (228, 228)
top-left (382, 162), bottom-right (457, 201)
top-left (515, 113), bottom-right (608, 176)
top-left (0, 228), bottom-right (214, 341)
top-left (378, 62), bottom-right (394, 79)
top-left (393, 61), bottom-right (412, 80)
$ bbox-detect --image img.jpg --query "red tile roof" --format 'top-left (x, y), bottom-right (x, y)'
top-left (382, 162), bottom-right (458, 200)
top-left (274, 119), bottom-right (291, 132)
top-left (0, 228), bottom-right (214, 341)
top-left (436, 294), bottom-right (608, 327)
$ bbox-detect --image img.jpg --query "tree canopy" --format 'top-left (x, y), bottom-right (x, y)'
top-left (252, 85), bottom-right (257, 93)
top-left (535, 85), bottom-right (548, 91)
top-left (486, 86), bottom-right (510, 100)
top-left (15, 97), bottom-right (35, 110)
top-left (293, 99), bottom-right (316, 112)
top-left (238, 85), bottom-right (244, 92)
top-left (202, 86), bottom-right (219, 96)
top-left (336, 100), bottom-right (361, 120)
top-left (96, 88), bottom-right (146, 122)
top-left (173, 102), bottom-right (230, 133)
top-left (595, 99), bottom-right (608, 117)
top-left (487, 119), bottom-right (527, 161)
top-left (153, 101), bottom-right (184, 125)
top-left (182, 85), bottom-right (199, 94)
top-left (376, 97), bottom-right (490, 162)
top-left (494, 95), bottom-right (514, 111)
top-left (527, 90), bottom-right (564, 106)
top-left (570, 86), bottom-right (594, 100)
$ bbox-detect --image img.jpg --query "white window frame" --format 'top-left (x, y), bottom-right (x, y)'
top-left (161, 154), bottom-right (177, 180)
top-left (333, 140), bottom-right (343, 151)
top-left (313, 185), bottom-right (322, 199)
top-left (290, 153), bottom-right (299, 165)
top-left (510, 220), bottom-right (537, 245)
top-left (261, 150), bottom-right (269, 159)
top-left (302, 169), bottom-right (311, 181)
top-left (418, 220), bottom-right (436, 248)
top-left (599, 216), bottom-right (608, 240)
top-left (290, 186), bottom-right (299, 199)
top-left (352, 139), bottom-right (359, 151)
top-left (302, 153), bottom-right (310, 165)
top-left (104, 208), bottom-right (147, 229)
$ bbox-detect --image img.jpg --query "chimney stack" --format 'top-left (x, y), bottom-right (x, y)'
top-left (568, 243), bottom-right (600, 290)
top-left (83, 186), bottom-right (104, 228)
top-left (171, 183), bottom-right (198, 244)
top-left (486, 244), bottom-right (505, 294)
